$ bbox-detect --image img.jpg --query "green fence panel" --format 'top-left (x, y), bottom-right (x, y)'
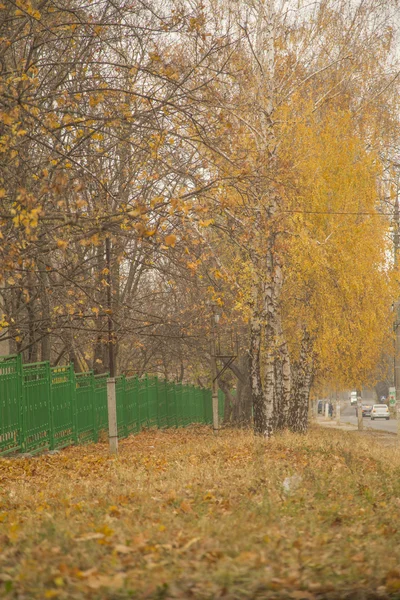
top-left (75, 371), bottom-right (95, 443)
top-left (0, 354), bottom-right (224, 456)
top-left (218, 389), bottom-right (225, 421)
top-left (189, 385), bottom-right (197, 424)
top-left (51, 364), bottom-right (75, 449)
top-left (137, 377), bottom-right (148, 429)
top-left (204, 388), bottom-right (212, 424)
top-left (23, 361), bottom-right (51, 453)
top-left (181, 385), bottom-right (189, 427)
top-left (175, 382), bottom-right (183, 427)
top-left (94, 374), bottom-right (108, 434)
top-left (116, 375), bottom-right (127, 438)
top-left (192, 386), bottom-right (199, 423)
top-left (0, 355), bottom-right (22, 455)
top-left (125, 376), bottom-right (139, 435)
top-left (157, 379), bottom-right (167, 428)
top-left (147, 377), bottom-right (158, 428)
top-left (166, 381), bottom-right (177, 427)
top-left (194, 387), bottom-right (202, 423)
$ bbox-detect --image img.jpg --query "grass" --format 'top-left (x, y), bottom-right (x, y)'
top-left (1, 425), bottom-right (400, 599)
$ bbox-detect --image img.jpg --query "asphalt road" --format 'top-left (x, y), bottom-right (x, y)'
top-left (340, 402), bottom-right (398, 433)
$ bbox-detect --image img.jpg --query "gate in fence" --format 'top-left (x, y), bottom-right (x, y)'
top-left (0, 354), bottom-right (224, 456)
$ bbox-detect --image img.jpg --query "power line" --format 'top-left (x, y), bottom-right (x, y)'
top-left (281, 209), bottom-right (391, 216)
top-left (237, 208), bottom-right (394, 216)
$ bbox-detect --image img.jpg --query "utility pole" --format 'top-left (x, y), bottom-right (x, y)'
top-left (209, 304), bottom-right (237, 434)
top-left (336, 389), bottom-right (341, 425)
top-left (393, 183), bottom-right (400, 437)
top-left (210, 308), bottom-right (219, 435)
top-left (308, 397), bottom-right (315, 421)
top-left (356, 388), bottom-right (363, 431)
top-left (105, 237), bottom-right (118, 455)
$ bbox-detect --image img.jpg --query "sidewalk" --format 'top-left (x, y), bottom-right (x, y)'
top-left (315, 414), bottom-right (357, 431)
top-left (315, 414), bottom-right (399, 447)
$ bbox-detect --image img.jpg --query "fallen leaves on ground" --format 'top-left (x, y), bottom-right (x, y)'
top-left (1, 426), bottom-right (400, 599)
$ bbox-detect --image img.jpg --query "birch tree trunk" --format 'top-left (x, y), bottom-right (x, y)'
top-left (250, 298), bottom-right (267, 435)
top-left (249, 1), bottom-right (292, 436)
top-left (273, 305), bottom-right (291, 430)
top-left (288, 330), bottom-right (313, 433)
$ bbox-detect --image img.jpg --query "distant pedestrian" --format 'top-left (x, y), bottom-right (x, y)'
top-left (328, 402), bottom-right (333, 417)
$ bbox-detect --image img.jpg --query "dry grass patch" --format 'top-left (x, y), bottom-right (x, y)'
top-left (1, 426), bottom-right (400, 599)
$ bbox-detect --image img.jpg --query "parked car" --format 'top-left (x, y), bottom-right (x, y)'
top-left (361, 404), bottom-right (372, 417)
top-left (370, 404), bottom-right (390, 420)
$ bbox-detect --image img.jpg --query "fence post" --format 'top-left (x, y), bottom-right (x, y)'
top-left (121, 374), bottom-right (128, 438)
top-left (145, 375), bottom-right (149, 428)
top-left (172, 382), bottom-right (176, 428)
top-left (155, 377), bottom-right (160, 428)
top-left (136, 376), bottom-right (140, 433)
top-left (107, 377), bottom-right (118, 454)
top-left (71, 363), bottom-right (78, 444)
top-left (17, 354), bottom-right (26, 452)
top-left (47, 361), bottom-right (55, 450)
top-left (190, 385), bottom-right (196, 424)
top-left (90, 372), bottom-right (98, 443)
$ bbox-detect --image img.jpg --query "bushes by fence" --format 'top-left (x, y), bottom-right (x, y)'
top-left (0, 354), bottom-right (224, 456)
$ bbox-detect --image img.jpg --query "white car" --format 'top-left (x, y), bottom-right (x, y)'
top-left (370, 404), bottom-right (390, 420)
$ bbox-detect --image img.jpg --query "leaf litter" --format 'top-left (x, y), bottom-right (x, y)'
top-left (1, 426), bottom-right (400, 598)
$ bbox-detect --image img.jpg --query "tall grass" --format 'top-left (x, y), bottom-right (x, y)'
top-left (1, 426), bottom-right (400, 598)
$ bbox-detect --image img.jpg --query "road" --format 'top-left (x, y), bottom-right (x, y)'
top-left (340, 402), bottom-right (398, 433)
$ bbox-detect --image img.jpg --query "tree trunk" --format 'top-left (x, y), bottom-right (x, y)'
top-left (276, 314), bottom-right (291, 429)
top-left (65, 329), bottom-right (80, 372)
top-left (273, 357), bottom-right (281, 430)
top-left (234, 354), bottom-right (252, 426)
top-left (288, 330), bottom-right (313, 433)
top-left (26, 270), bottom-right (38, 363)
top-left (262, 255), bottom-right (280, 438)
top-left (250, 286), bottom-right (266, 435)
top-left (38, 265), bottom-right (51, 362)
top-left (219, 379), bottom-right (234, 424)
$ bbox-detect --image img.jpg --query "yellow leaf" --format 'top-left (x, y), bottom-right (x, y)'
top-left (179, 500), bottom-right (192, 513)
top-left (165, 234), bottom-right (177, 247)
top-left (114, 544), bottom-right (133, 554)
top-left (75, 533), bottom-right (105, 542)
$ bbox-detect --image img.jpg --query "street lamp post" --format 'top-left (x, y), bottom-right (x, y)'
top-left (357, 388), bottom-right (363, 431)
top-left (394, 302), bottom-right (400, 436)
top-left (210, 305), bottom-right (220, 435)
top-left (105, 237), bottom-right (118, 455)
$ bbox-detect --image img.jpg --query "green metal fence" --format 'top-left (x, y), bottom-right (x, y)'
top-left (0, 354), bottom-right (223, 456)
